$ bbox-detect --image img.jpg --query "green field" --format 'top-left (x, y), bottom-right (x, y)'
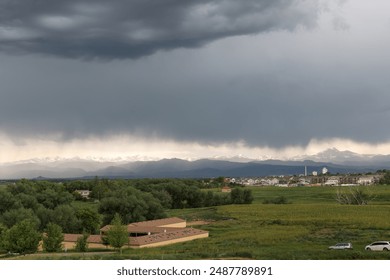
top-left (120, 185), bottom-right (390, 260)
top-left (12, 185), bottom-right (390, 260)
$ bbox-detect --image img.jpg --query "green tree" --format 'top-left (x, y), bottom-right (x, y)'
top-left (42, 223), bottom-right (64, 252)
top-left (215, 177), bottom-right (225, 186)
top-left (90, 177), bottom-right (112, 201)
top-left (15, 193), bottom-right (40, 211)
top-left (101, 235), bottom-right (110, 248)
top-left (379, 170), bottom-right (390, 185)
top-left (7, 179), bottom-right (35, 195)
top-left (231, 188), bottom-right (244, 204)
top-left (98, 187), bottom-right (165, 224)
top-left (242, 189), bottom-right (254, 204)
top-left (75, 233), bottom-right (89, 252)
top-left (36, 185), bottom-right (73, 209)
top-left (107, 213), bottom-right (128, 254)
top-left (142, 193), bottom-right (166, 220)
top-left (231, 188), bottom-right (253, 204)
top-left (52, 205), bottom-right (81, 233)
top-left (0, 223), bottom-right (7, 252)
top-left (0, 189), bottom-right (19, 214)
top-left (36, 206), bottom-right (55, 231)
top-left (3, 219), bottom-right (41, 255)
top-left (150, 189), bottom-right (172, 209)
top-left (76, 207), bottom-right (102, 234)
top-left (0, 208), bottom-right (40, 228)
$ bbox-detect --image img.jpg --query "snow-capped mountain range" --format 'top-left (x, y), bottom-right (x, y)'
top-left (1, 148), bottom-right (390, 179)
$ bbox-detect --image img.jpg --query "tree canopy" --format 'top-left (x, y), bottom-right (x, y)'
top-left (42, 223), bottom-right (64, 252)
top-left (2, 219), bottom-right (41, 255)
top-left (106, 213), bottom-right (128, 254)
top-left (0, 178), bottom-right (253, 255)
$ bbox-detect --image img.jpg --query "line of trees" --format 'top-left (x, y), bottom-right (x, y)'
top-left (92, 179), bottom-right (253, 224)
top-left (0, 178), bottom-right (253, 255)
top-left (0, 179), bottom-right (101, 254)
top-left (0, 180), bottom-right (101, 233)
top-left (379, 170), bottom-right (390, 185)
top-left (65, 178), bottom-right (253, 224)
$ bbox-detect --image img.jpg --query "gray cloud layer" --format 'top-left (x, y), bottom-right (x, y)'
top-left (1, 0), bottom-right (390, 151)
top-left (0, 0), bottom-right (319, 59)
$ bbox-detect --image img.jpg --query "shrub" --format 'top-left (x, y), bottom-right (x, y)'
top-left (263, 196), bottom-right (289, 204)
top-left (231, 188), bottom-right (253, 204)
top-left (335, 187), bottom-right (373, 205)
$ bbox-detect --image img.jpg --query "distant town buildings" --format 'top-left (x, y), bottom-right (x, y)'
top-left (324, 176), bottom-right (340, 186)
top-left (227, 172), bottom-right (381, 187)
top-left (357, 176), bottom-right (376, 186)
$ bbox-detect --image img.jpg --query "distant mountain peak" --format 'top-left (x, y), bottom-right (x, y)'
top-left (294, 148), bottom-right (383, 164)
top-left (316, 148), bottom-right (359, 158)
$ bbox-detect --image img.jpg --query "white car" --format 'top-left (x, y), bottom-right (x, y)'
top-left (328, 243), bottom-right (353, 250)
top-left (365, 241), bottom-right (390, 251)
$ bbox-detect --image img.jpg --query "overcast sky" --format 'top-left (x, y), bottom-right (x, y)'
top-left (1, 0), bottom-right (390, 162)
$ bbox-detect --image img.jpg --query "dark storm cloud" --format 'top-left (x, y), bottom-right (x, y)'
top-left (2, 0), bottom-right (390, 152)
top-left (2, 46), bottom-right (390, 149)
top-left (0, 0), bottom-right (319, 59)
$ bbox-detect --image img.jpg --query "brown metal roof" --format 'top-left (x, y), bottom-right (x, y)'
top-left (100, 217), bottom-right (186, 232)
top-left (127, 226), bottom-right (180, 233)
top-left (101, 225), bottom-right (180, 234)
top-left (130, 217), bottom-right (185, 228)
top-left (63, 234), bottom-right (103, 244)
top-left (65, 221), bottom-right (209, 248)
top-left (130, 228), bottom-right (208, 246)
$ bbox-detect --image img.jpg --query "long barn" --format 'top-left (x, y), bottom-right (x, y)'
top-left (63, 217), bottom-right (209, 249)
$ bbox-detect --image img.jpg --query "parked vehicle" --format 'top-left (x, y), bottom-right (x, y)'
top-left (328, 243), bottom-right (353, 250)
top-left (365, 241), bottom-right (390, 251)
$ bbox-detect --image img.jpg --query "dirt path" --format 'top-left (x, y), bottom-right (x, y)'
top-left (4, 251), bottom-right (115, 260)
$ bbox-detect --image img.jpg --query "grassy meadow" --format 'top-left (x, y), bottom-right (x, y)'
top-left (120, 185), bottom-right (390, 260)
top-left (12, 185), bottom-right (390, 260)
